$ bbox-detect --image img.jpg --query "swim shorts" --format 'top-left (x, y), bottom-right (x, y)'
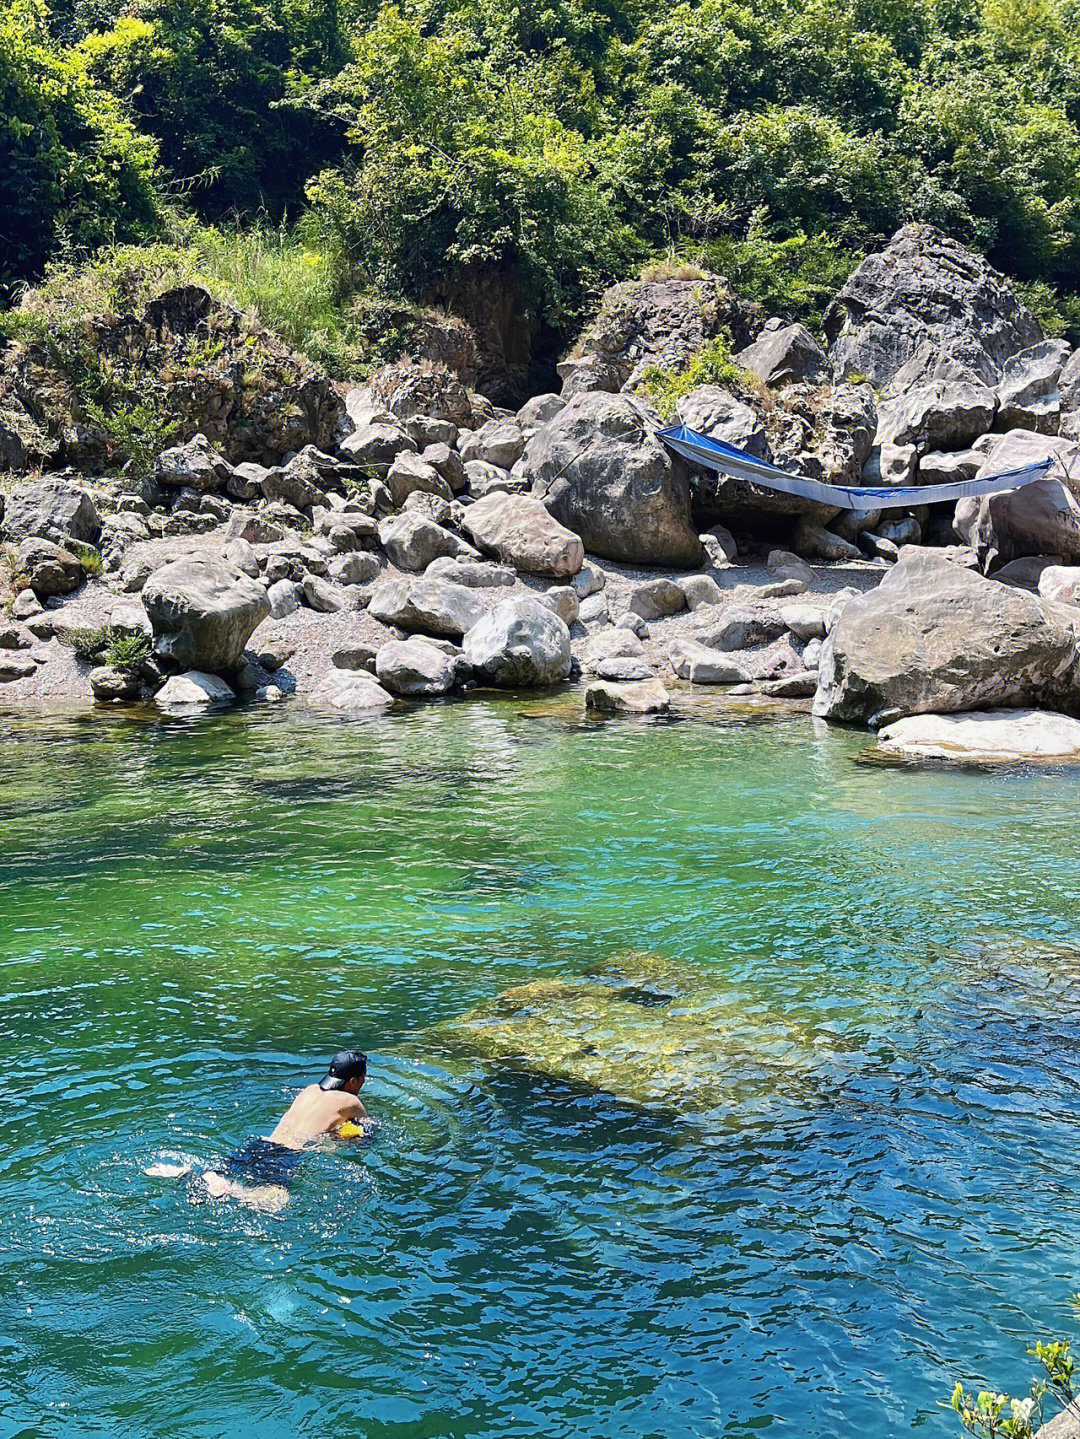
top-left (223, 1138), bottom-right (305, 1188)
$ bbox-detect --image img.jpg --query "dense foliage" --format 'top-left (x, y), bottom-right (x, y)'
top-left (6, 0), bottom-right (1080, 340)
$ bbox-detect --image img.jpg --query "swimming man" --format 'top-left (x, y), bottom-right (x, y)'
top-left (146, 1049), bottom-right (371, 1211)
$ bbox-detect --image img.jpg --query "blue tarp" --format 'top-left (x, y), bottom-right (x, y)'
top-left (657, 423), bottom-right (1054, 511)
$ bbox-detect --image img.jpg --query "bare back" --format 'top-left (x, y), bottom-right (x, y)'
top-left (267, 1083), bottom-right (365, 1149)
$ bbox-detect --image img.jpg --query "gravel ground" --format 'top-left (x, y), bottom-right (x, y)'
top-left (0, 530), bottom-right (889, 711)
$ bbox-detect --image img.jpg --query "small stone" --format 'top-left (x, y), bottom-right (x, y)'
top-left (766, 549), bottom-right (815, 586)
top-left (267, 579), bottom-right (301, 618)
top-left (579, 593), bottom-right (610, 625)
top-left (253, 638), bottom-right (294, 672)
top-left (593, 655), bottom-right (654, 681)
top-left (255, 684), bottom-right (285, 703)
top-left (754, 579), bottom-right (808, 599)
top-left (302, 574), bottom-right (346, 613)
top-left (615, 612), bottom-right (648, 639)
top-left (571, 563), bottom-right (605, 599)
top-left (0, 623), bottom-right (31, 650)
top-left (331, 644), bottom-right (378, 672)
top-left (327, 551), bottom-right (383, 586)
top-left (540, 586), bottom-right (580, 626)
top-left (761, 671), bottom-right (817, 698)
top-left (668, 638), bottom-right (751, 685)
top-left (0, 651), bottom-right (37, 682)
top-left (780, 604), bottom-right (827, 641)
top-left (681, 575), bottom-right (723, 610)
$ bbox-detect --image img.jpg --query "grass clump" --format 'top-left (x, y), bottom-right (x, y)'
top-left (639, 334), bottom-right (752, 421)
top-left (65, 624), bottom-right (151, 673)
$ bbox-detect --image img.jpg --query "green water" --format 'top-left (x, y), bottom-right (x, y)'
top-left (3, 695), bottom-right (1080, 1439)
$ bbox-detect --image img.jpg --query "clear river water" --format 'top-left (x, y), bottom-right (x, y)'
top-left (2, 694), bottom-right (1080, 1439)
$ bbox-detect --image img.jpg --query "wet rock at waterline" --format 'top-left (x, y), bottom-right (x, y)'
top-left (584, 678), bottom-right (670, 713)
top-left (875, 709), bottom-right (1080, 764)
top-left (142, 554), bottom-right (271, 672)
top-left (307, 670), bottom-right (395, 711)
top-left (375, 638), bottom-right (457, 697)
top-left (814, 549), bottom-right (1080, 724)
top-left (433, 951), bottom-right (851, 1114)
top-left (462, 596), bottom-right (571, 688)
top-left (155, 670), bottom-right (236, 709)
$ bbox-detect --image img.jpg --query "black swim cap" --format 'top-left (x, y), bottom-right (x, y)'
top-left (319, 1049), bottom-right (368, 1091)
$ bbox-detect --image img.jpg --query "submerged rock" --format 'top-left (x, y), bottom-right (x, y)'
top-left (584, 678), bottom-right (670, 713)
top-left (433, 951), bottom-right (851, 1114)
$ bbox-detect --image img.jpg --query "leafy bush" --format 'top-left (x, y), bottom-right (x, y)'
top-left (65, 623), bottom-right (151, 672)
top-left (0, 0), bottom-right (159, 293)
top-left (639, 334), bottom-right (752, 420)
top-left (949, 1325), bottom-right (1078, 1438)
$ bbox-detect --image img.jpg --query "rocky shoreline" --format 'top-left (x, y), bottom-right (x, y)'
top-left (6, 223), bottom-right (1080, 766)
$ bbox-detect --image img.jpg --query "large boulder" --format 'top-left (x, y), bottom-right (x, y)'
top-left (1, 476), bottom-right (100, 545)
top-left (523, 391), bottom-right (702, 567)
top-left (734, 320), bottom-right (827, 388)
top-left (365, 359), bottom-right (473, 427)
top-left (143, 554), bottom-right (270, 672)
top-left (824, 225), bottom-right (1043, 389)
top-left (462, 595), bottom-right (571, 687)
top-left (954, 431), bottom-right (1080, 566)
top-left (462, 491), bottom-right (584, 578)
top-left (368, 575), bottom-right (486, 638)
top-left (156, 433), bottom-right (233, 492)
top-left (813, 548), bottom-right (1080, 724)
top-left (558, 273), bottom-right (759, 396)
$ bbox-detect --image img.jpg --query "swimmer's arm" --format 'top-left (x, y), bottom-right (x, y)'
top-left (330, 1097), bottom-right (369, 1138)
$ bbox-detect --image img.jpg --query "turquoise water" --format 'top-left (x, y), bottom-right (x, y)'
top-left (2, 695), bottom-right (1080, 1439)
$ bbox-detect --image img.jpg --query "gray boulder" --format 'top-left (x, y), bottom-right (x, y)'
top-left (462, 596), bottom-right (571, 687)
top-left (308, 669), bottom-right (394, 711)
top-left (1, 476), bottom-right (101, 545)
top-left (813, 548), bottom-right (1080, 723)
top-left (326, 551), bottom-right (383, 586)
top-left (385, 451), bottom-right (453, 508)
top-left (584, 678), bottom-right (670, 713)
top-left (668, 638), bottom-right (751, 684)
top-left (421, 442), bottom-right (467, 493)
top-left (955, 431), bottom-right (1080, 565)
top-left (368, 575), bottom-right (486, 638)
top-left (734, 320), bottom-right (827, 388)
top-left (825, 224), bottom-right (1043, 388)
top-left (463, 460), bottom-right (520, 498)
top-left (156, 433), bottom-right (233, 492)
top-left (558, 273), bottom-right (758, 395)
top-left (378, 512), bottom-right (476, 572)
top-left (628, 578), bottom-right (687, 621)
top-left (15, 537), bottom-right (84, 597)
top-left (461, 418), bottom-right (525, 469)
top-left (517, 393), bottom-right (564, 429)
top-left (524, 391), bottom-right (702, 567)
top-left (339, 420), bottom-right (415, 469)
top-left (425, 556), bottom-right (516, 588)
top-left (997, 339), bottom-right (1072, 433)
top-left (675, 386), bottom-right (766, 453)
top-left (375, 637), bottom-right (457, 696)
top-left (462, 491), bottom-right (584, 578)
top-left (143, 555), bottom-right (270, 672)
